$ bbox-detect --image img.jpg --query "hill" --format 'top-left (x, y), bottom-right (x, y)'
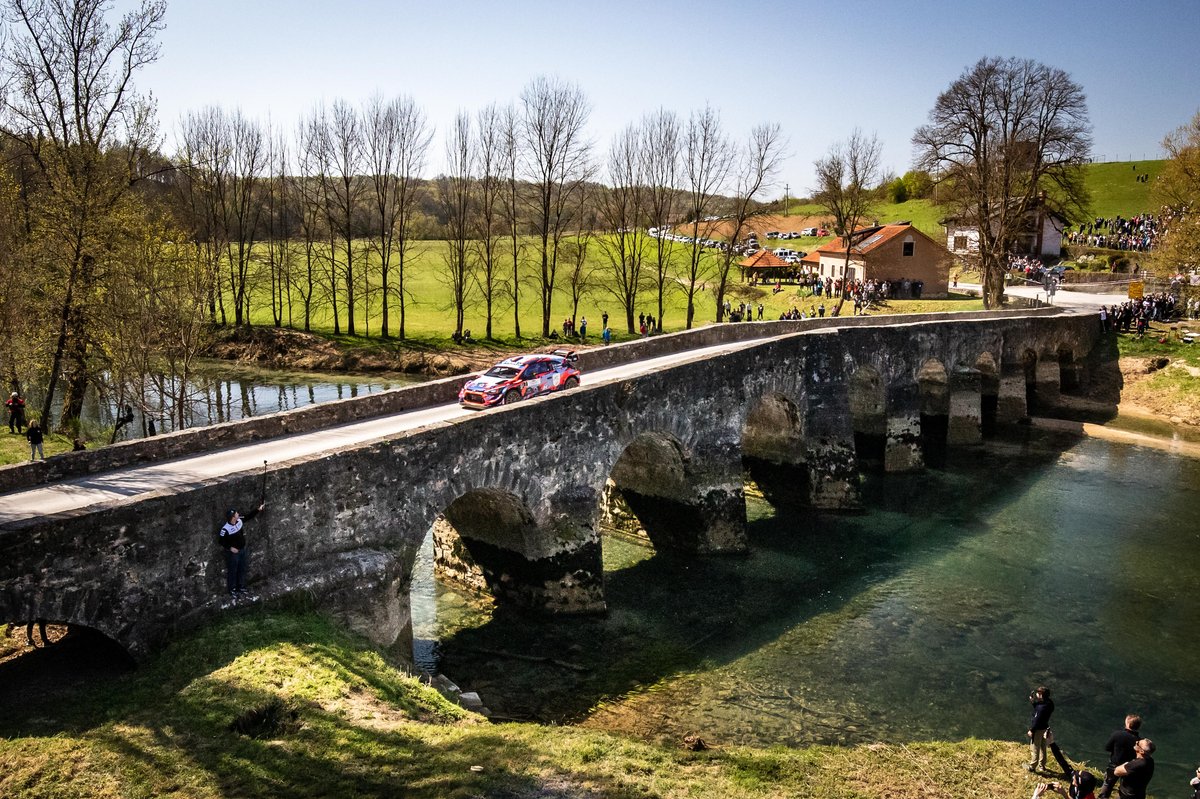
top-left (1081, 159), bottom-right (1165, 219)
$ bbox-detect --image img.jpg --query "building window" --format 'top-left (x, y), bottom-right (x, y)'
top-left (903, 238), bottom-right (915, 257)
top-left (953, 235), bottom-right (968, 251)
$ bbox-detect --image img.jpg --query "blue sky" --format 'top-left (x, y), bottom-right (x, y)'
top-left (132, 0), bottom-right (1200, 195)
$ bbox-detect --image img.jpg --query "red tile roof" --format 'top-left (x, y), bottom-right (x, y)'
top-left (739, 249), bottom-right (790, 268)
top-left (815, 224), bottom-right (912, 256)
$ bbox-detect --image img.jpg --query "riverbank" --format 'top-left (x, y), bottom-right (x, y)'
top-left (0, 610), bottom-right (1062, 799)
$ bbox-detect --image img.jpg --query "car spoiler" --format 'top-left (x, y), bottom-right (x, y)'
top-left (550, 348), bottom-right (579, 362)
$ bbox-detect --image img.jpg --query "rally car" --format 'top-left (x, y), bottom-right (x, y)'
top-left (458, 350), bottom-right (581, 409)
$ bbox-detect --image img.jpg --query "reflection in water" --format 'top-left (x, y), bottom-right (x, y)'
top-left (414, 432), bottom-right (1200, 788)
top-left (76, 363), bottom-right (422, 438)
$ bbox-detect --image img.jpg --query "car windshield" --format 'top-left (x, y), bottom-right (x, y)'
top-left (484, 365), bottom-right (521, 379)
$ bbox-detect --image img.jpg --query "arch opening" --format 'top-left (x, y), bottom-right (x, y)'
top-left (918, 359), bottom-right (950, 467)
top-left (849, 367), bottom-right (887, 470)
top-left (741, 392), bottom-right (809, 509)
top-left (603, 432), bottom-right (704, 552)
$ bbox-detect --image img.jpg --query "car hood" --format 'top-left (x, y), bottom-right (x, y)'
top-left (463, 375), bottom-right (510, 392)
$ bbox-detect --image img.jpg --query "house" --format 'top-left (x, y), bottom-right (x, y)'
top-left (943, 203), bottom-right (1068, 260)
top-left (799, 223), bottom-right (951, 298)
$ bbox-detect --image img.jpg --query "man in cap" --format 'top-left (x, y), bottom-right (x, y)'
top-left (218, 503), bottom-right (264, 597)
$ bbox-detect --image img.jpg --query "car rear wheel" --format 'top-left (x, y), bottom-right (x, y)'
top-left (564, 376), bottom-right (579, 390)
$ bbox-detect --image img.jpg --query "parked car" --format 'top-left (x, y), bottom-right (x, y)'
top-left (459, 350), bottom-right (581, 409)
top-left (800, 227), bottom-right (817, 237)
top-left (817, 228), bottom-right (829, 237)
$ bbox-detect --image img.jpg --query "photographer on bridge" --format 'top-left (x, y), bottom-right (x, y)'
top-left (218, 503), bottom-right (264, 598)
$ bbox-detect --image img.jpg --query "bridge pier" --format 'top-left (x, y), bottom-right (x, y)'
top-left (1033, 359), bottom-right (1062, 411)
top-left (742, 391), bottom-right (809, 509)
top-left (997, 364), bottom-right (1028, 422)
top-left (948, 368), bottom-right (983, 445)
top-left (884, 385), bottom-right (924, 472)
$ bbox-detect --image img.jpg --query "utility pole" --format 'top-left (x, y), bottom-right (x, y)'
top-left (784, 183), bottom-right (789, 216)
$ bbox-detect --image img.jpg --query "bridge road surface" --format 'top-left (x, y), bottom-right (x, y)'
top-left (0, 338), bottom-right (773, 526)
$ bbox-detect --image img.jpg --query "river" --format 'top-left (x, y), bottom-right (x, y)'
top-left (411, 425), bottom-right (1200, 790)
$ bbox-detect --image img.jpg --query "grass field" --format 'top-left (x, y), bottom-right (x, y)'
top-left (1080, 160), bottom-right (1165, 219)
top-left (0, 609), bottom-right (1062, 799)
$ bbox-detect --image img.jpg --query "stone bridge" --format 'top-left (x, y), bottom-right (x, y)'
top-left (0, 311), bottom-right (1112, 660)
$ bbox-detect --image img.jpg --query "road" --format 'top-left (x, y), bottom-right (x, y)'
top-left (959, 280), bottom-right (1124, 309)
top-left (0, 338), bottom-right (771, 525)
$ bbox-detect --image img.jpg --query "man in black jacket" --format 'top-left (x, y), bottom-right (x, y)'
top-left (219, 503), bottom-right (264, 597)
top-left (1099, 715), bottom-right (1143, 799)
top-left (1113, 738), bottom-right (1154, 799)
top-left (1027, 686), bottom-right (1055, 772)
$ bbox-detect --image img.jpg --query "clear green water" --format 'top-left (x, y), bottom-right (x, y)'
top-left (413, 430), bottom-right (1200, 788)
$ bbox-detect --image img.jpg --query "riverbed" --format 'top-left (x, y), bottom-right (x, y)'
top-left (412, 426), bottom-right (1200, 789)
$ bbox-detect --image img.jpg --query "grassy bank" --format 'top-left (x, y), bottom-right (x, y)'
top-left (0, 610), bottom-right (1053, 799)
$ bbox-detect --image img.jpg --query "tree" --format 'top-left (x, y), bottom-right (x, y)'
top-left (641, 109), bottom-right (680, 328)
top-left (520, 76), bottom-right (593, 337)
top-left (0, 0), bottom-right (167, 429)
top-left (597, 123), bottom-right (648, 333)
top-left (812, 129), bottom-right (883, 316)
top-left (914, 56), bottom-right (1092, 308)
top-left (473, 103), bottom-right (505, 340)
top-left (326, 99), bottom-right (365, 335)
top-left (681, 106), bottom-right (732, 329)
top-left (712, 123), bottom-right (783, 322)
top-left (499, 103), bottom-right (525, 338)
top-left (1150, 111), bottom-right (1200, 275)
top-left (362, 94), bottom-right (430, 339)
top-left (438, 111), bottom-right (473, 338)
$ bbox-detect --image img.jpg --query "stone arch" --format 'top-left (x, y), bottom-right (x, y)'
top-left (602, 431), bottom-right (746, 554)
top-left (848, 366), bottom-right (887, 470)
top-left (430, 487), bottom-right (604, 614)
top-left (918, 359), bottom-right (950, 467)
top-left (741, 391), bottom-right (808, 508)
top-left (975, 352), bottom-right (1000, 437)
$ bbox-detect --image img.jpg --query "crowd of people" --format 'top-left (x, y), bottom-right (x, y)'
top-left (1025, 687), bottom-right (1178, 799)
top-left (1064, 211), bottom-right (1171, 252)
top-left (1100, 294), bottom-right (1180, 335)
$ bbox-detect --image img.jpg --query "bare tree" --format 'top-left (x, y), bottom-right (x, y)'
top-left (812, 129), bottom-right (882, 316)
top-left (914, 56), bottom-right (1092, 308)
top-left (681, 106), bottom-right (732, 329)
top-left (712, 123), bottom-right (784, 322)
top-left (327, 99), bottom-right (366, 335)
top-left (520, 76), bottom-right (593, 337)
top-left (642, 109), bottom-right (680, 328)
top-left (499, 103), bottom-right (525, 338)
top-left (597, 123), bottom-right (648, 332)
top-left (292, 115), bottom-right (326, 332)
top-left (0, 0), bottom-right (167, 429)
top-left (363, 94), bottom-right (430, 338)
top-left (438, 111), bottom-right (473, 338)
top-left (474, 103), bottom-right (505, 339)
top-left (301, 105), bottom-right (342, 333)
top-left (562, 184), bottom-right (597, 333)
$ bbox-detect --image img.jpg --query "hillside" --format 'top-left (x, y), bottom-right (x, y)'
top-left (1080, 159), bottom-right (1165, 219)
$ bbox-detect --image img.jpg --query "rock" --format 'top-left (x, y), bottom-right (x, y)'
top-left (459, 691), bottom-right (485, 710)
top-left (682, 734), bottom-right (708, 751)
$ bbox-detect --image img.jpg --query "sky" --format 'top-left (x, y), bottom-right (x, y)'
top-left (124, 0), bottom-right (1200, 197)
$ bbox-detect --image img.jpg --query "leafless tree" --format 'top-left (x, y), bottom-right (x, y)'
top-left (438, 111), bottom-right (473, 337)
top-left (642, 109), bottom-right (680, 328)
top-left (813, 128), bottom-right (882, 316)
top-left (712, 123), bottom-right (783, 322)
top-left (499, 103), bottom-right (525, 338)
top-left (0, 0), bottom-right (167, 428)
top-left (913, 56), bottom-right (1092, 308)
top-left (363, 94), bottom-right (430, 338)
top-left (473, 102), bottom-right (506, 339)
top-left (326, 99), bottom-right (366, 334)
top-left (292, 116), bottom-right (326, 331)
top-left (563, 184), bottom-right (598, 333)
top-left (597, 123), bottom-right (648, 333)
top-left (681, 105), bottom-right (732, 329)
top-left (300, 105), bottom-right (342, 333)
top-left (520, 76), bottom-right (593, 337)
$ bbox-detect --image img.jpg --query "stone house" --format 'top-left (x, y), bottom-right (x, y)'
top-left (799, 223), bottom-right (951, 298)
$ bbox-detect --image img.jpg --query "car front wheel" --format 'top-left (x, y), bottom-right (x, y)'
top-left (502, 390), bottom-right (521, 405)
